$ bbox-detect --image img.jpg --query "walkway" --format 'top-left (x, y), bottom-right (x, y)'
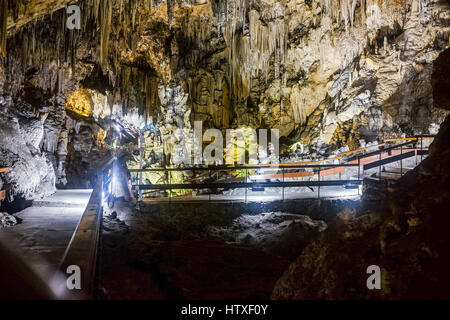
top-left (0, 190), bottom-right (92, 285)
top-left (132, 136), bottom-right (433, 203)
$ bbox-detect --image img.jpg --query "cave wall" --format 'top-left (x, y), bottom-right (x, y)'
top-left (271, 47), bottom-right (450, 300)
top-left (0, 0), bottom-right (449, 201)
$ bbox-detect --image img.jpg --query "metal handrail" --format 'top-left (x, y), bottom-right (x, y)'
top-left (130, 135), bottom-right (435, 173)
top-left (133, 163), bottom-right (363, 202)
top-left (57, 156), bottom-right (114, 299)
top-left (351, 140), bottom-right (419, 160)
top-left (131, 135), bottom-right (434, 202)
top-left (136, 180), bottom-right (362, 191)
top-left (130, 163), bottom-right (360, 173)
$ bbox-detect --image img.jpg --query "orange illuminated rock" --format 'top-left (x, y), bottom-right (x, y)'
top-left (65, 88), bottom-right (93, 117)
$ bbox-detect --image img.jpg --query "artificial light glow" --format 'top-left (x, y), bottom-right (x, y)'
top-left (65, 89), bottom-right (93, 117)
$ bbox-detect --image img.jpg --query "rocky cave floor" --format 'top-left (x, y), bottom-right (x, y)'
top-left (98, 199), bottom-right (328, 300)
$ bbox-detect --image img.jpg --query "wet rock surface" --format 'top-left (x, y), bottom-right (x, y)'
top-left (208, 212), bottom-right (327, 260)
top-left (99, 201), bottom-right (327, 299)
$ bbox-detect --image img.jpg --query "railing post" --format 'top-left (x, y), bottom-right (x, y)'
top-left (318, 167), bottom-right (321, 200)
top-left (100, 171), bottom-right (104, 209)
top-left (358, 157), bottom-right (361, 196)
top-left (209, 169), bottom-right (211, 202)
top-left (415, 138), bottom-right (418, 166)
top-left (421, 136), bottom-right (424, 163)
top-left (379, 149), bottom-right (382, 178)
top-left (400, 145), bottom-right (403, 177)
top-left (169, 171), bottom-right (171, 204)
top-left (357, 157), bottom-right (361, 181)
top-left (245, 168), bottom-right (248, 203)
top-left (282, 167), bottom-right (285, 201)
top-left (138, 131), bottom-right (143, 201)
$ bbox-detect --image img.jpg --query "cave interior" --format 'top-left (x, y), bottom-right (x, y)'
top-left (0, 0), bottom-right (450, 301)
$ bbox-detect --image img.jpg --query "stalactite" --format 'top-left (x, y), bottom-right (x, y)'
top-left (182, 7), bottom-right (214, 44)
top-left (222, 0), bottom-right (288, 103)
top-left (366, 0), bottom-right (382, 30)
top-left (0, 0), bottom-right (7, 57)
top-left (20, 30), bottom-right (28, 70)
top-left (361, 0), bottom-right (366, 26)
top-left (100, 0), bottom-right (112, 66)
top-left (1, 0), bottom-right (179, 118)
top-left (319, 0), bottom-right (380, 30)
top-left (93, 0), bottom-right (100, 21)
top-left (341, 0), bottom-right (350, 30)
top-left (167, 0), bottom-right (175, 29)
top-left (351, 0), bottom-right (358, 27)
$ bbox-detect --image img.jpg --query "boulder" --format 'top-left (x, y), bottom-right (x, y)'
top-left (0, 212), bottom-right (18, 228)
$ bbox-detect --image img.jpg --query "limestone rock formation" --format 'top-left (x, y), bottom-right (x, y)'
top-left (0, 97), bottom-right (56, 200)
top-left (271, 47), bottom-right (450, 300)
top-left (208, 212), bottom-right (327, 260)
top-left (0, 212), bottom-right (18, 228)
top-left (272, 115), bottom-right (450, 299)
top-left (0, 0), bottom-right (449, 201)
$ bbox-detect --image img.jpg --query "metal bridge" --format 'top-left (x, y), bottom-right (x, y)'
top-left (130, 136), bottom-right (434, 203)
